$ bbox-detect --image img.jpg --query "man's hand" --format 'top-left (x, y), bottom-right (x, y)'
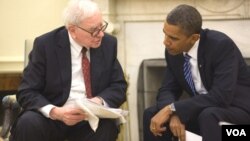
top-left (49, 107), bottom-right (88, 126)
top-left (169, 115), bottom-right (186, 141)
top-left (150, 105), bottom-right (173, 136)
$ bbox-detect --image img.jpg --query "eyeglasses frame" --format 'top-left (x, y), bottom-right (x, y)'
top-left (75, 21), bottom-right (108, 37)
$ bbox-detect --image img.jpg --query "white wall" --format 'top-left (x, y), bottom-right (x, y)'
top-left (0, 0), bottom-right (68, 73)
top-left (203, 20), bottom-right (250, 57)
top-left (124, 22), bottom-right (165, 141)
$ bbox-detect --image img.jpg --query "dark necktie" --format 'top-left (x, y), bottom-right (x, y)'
top-left (183, 54), bottom-right (196, 95)
top-left (82, 47), bottom-right (92, 98)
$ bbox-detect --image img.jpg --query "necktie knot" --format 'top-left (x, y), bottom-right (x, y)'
top-left (82, 47), bottom-right (87, 56)
top-left (184, 53), bottom-right (191, 62)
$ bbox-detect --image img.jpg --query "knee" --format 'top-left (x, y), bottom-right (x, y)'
top-left (143, 106), bottom-right (158, 122)
top-left (15, 111), bottom-right (44, 131)
top-left (198, 107), bottom-right (222, 123)
top-left (99, 119), bottom-right (118, 133)
top-left (10, 111), bottom-right (54, 141)
top-left (143, 106), bottom-right (159, 131)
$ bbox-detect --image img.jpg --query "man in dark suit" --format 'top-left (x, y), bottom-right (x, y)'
top-left (9, 0), bottom-right (127, 141)
top-left (143, 4), bottom-right (250, 141)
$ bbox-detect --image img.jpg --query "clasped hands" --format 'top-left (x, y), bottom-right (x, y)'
top-left (150, 105), bottom-right (186, 141)
top-left (49, 96), bottom-right (103, 126)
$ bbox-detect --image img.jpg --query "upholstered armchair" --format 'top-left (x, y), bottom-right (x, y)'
top-left (0, 39), bottom-right (33, 140)
top-left (0, 95), bottom-right (20, 140)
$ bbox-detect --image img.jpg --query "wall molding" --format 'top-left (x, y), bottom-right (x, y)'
top-left (0, 56), bottom-right (24, 73)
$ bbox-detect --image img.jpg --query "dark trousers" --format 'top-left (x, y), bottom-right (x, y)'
top-left (143, 105), bottom-right (250, 141)
top-left (9, 111), bottom-right (119, 141)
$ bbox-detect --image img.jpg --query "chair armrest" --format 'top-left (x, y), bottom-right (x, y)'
top-left (0, 95), bottom-right (20, 139)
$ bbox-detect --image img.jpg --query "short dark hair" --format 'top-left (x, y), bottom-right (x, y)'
top-left (166, 4), bottom-right (202, 36)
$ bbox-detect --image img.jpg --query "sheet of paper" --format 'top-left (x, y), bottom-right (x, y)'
top-left (71, 98), bottom-right (128, 132)
top-left (181, 131), bottom-right (202, 141)
top-left (83, 99), bottom-right (128, 119)
top-left (178, 122), bottom-right (234, 141)
top-left (219, 121), bottom-right (234, 126)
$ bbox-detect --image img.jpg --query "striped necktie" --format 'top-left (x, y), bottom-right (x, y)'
top-left (183, 54), bottom-right (196, 95)
top-left (82, 47), bottom-right (92, 98)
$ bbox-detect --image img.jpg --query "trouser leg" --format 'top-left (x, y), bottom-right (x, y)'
top-left (67, 119), bottom-right (119, 141)
top-left (198, 107), bottom-right (250, 141)
top-left (9, 111), bottom-right (66, 141)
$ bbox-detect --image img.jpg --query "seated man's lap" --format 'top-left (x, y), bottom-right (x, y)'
top-left (10, 111), bottom-right (119, 141)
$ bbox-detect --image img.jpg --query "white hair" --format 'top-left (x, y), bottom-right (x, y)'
top-left (63, 0), bottom-right (100, 28)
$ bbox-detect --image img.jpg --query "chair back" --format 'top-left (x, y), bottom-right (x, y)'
top-left (24, 39), bottom-right (34, 67)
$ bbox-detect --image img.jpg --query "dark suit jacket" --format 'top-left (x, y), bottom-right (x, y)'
top-left (17, 26), bottom-right (127, 111)
top-left (157, 29), bottom-right (250, 123)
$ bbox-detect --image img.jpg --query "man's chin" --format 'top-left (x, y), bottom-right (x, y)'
top-left (167, 51), bottom-right (179, 56)
top-left (90, 44), bottom-right (101, 48)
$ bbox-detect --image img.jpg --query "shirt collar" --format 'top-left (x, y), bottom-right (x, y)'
top-left (68, 32), bottom-right (90, 57)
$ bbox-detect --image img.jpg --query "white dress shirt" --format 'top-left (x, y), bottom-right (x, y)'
top-left (185, 39), bottom-right (208, 95)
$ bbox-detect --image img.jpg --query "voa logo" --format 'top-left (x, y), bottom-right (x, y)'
top-left (226, 129), bottom-right (246, 136)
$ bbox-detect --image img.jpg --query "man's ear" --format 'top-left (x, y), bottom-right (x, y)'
top-left (190, 34), bottom-right (200, 44)
top-left (67, 25), bottom-right (77, 38)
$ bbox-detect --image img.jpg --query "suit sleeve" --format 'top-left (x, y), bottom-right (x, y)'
top-left (17, 38), bottom-right (51, 110)
top-left (95, 35), bottom-right (128, 108)
top-left (156, 63), bottom-right (183, 110)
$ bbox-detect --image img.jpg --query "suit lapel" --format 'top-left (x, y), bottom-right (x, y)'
top-left (90, 47), bottom-right (104, 96)
top-left (55, 28), bottom-right (71, 95)
top-left (197, 30), bottom-right (208, 89)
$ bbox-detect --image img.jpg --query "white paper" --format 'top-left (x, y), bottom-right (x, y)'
top-left (179, 131), bottom-right (202, 141)
top-left (177, 122), bottom-right (233, 141)
top-left (70, 98), bottom-right (128, 132)
top-left (219, 121), bottom-right (234, 126)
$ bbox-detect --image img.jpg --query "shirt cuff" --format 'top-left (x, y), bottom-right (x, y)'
top-left (38, 104), bottom-right (56, 118)
top-left (170, 103), bottom-right (176, 112)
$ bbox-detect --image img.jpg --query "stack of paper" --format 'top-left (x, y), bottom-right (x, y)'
top-left (75, 99), bottom-right (128, 131)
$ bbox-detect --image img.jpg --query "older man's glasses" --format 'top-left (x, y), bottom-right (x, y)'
top-left (76, 21), bottom-right (108, 37)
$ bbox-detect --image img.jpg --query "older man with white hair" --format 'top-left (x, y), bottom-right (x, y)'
top-left (9, 0), bottom-right (127, 141)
